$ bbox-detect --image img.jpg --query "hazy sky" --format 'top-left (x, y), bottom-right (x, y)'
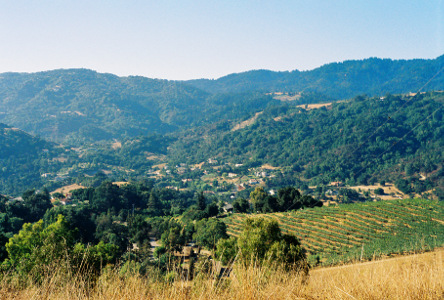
top-left (0, 0), bottom-right (442, 80)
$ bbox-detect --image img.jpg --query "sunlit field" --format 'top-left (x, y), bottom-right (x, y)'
top-left (1, 249), bottom-right (442, 300)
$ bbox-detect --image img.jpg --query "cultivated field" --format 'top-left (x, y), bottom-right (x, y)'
top-left (223, 199), bottom-right (444, 265)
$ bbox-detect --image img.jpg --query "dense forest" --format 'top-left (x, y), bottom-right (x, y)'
top-left (0, 56), bottom-right (442, 197)
top-left (0, 69), bottom-right (279, 144)
top-left (186, 56), bottom-right (444, 97)
top-left (168, 92), bottom-right (444, 197)
top-left (1, 56), bottom-right (443, 145)
top-left (0, 123), bottom-right (70, 195)
top-left (0, 181), bottom-right (320, 280)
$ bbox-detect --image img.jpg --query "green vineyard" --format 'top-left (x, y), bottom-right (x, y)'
top-left (223, 199), bottom-right (444, 265)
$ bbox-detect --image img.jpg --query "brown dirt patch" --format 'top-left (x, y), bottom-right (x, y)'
top-left (231, 112), bottom-right (263, 131)
top-left (297, 103), bottom-right (332, 110)
top-left (113, 181), bottom-right (129, 187)
top-left (51, 184), bottom-right (85, 195)
top-left (261, 164), bottom-right (279, 170)
top-left (52, 157), bottom-right (68, 163)
top-left (111, 141), bottom-right (122, 149)
top-left (152, 163), bottom-right (167, 170)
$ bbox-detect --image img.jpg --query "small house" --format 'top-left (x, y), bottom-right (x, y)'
top-left (223, 203), bottom-right (233, 213)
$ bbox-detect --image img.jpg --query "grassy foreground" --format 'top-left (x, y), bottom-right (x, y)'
top-left (0, 249), bottom-right (442, 299)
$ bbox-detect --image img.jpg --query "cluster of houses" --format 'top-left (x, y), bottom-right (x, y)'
top-left (148, 159), bottom-right (277, 196)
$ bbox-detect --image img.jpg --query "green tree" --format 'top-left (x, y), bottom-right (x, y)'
top-left (374, 188), bottom-right (384, 195)
top-left (236, 217), bottom-right (308, 271)
top-left (215, 237), bottom-right (238, 265)
top-left (250, 186), bottom-right (267, 212)
top-left (71, 241), bottom-right (119, 273)
top-left (147, 191), bottom-right (162, 216)
top-left (196, 192), bottom-right (207, 211)
top-left (91, 182), bottom-right (122, 212)
top-left (237, 217), bottom-right (281, 263)
top-left (161, 221), bottom-right (185, 252)
top-left (128, 214), bottom-right (152, 247)
top-left (4, 215), bottom-right (76, 278)
top-left (22, 189), bottom-right (52, 223)
top-left (205, 202), bottom-right (219, 218)
top-left (277, 187), bottom-right (301, 211)
top-left (94, 212), bottom-right (128, 253)
top-left (232, 197), bottom-right (250, 213)
top-left (194, 218), bottom-right (228, 250)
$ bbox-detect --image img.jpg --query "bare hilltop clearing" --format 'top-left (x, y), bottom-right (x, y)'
top-left (231, 112), bottom-right (263, 131)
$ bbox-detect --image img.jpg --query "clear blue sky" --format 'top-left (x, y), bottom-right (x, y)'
top-left (0, 0), bottom-right (442, 80)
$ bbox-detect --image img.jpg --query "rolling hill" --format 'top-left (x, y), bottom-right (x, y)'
top-left (186, 55), bottom-right (444, 97)
top-left (0, 123), bottom-right (69, 195)
top-left (0, 69), bottom-right (210, 143)
top-left (223, 198), bottom-right (444, 266)
top-left (0, 55), bottom-right (442, 145)
top-left (167, 92), bottom-right (444, 196)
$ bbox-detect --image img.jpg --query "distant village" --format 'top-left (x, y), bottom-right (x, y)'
top-left (20, 152), bottom-right (409, 208)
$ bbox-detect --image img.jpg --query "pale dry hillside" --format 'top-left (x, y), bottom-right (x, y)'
top-left (1, 249), bottom-right (442, 300)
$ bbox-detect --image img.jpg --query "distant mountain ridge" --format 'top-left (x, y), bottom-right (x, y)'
top-left (0, 55), bottom-right (442, 144)
top-left (186, 55), bottom-right (444, 97)
top-left (0, 69), bottom-right (209, 142)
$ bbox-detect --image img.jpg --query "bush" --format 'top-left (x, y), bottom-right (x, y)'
top-left (374, 188), bottom-right (384, 195)
top-left (216, 217), bottom-right (308, 272)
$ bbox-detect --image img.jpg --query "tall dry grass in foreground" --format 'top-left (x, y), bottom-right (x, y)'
top-left (307, 249), bottom-right (443, 299)
top-left (1, 250), bottom-right (442, 299)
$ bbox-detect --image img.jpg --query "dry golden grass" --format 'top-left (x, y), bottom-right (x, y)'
top-left (297, 103), bottom-right (332, 110)
top-left (348, 183), bottom-right (406, 200)
top-left (1, 250), bottom-right (442, 299)
top-left (111, 141), bottom-right (122, 150)
top-left (231, 112), bottom-right (263, 131)
top-left (112, 181), bottom-right (129, 187)
top-left (306, 249), bottom-right (444, 299)
top-left (51, 184), bottom-right (85, 195)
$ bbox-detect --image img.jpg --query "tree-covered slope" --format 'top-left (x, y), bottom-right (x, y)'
top-left (0, 122), bottom-right (177, 196)
top-left (187, 55), bottom-right (444, 98)
top-left (0, 69), bottom-right (281, 144)
top-left (0, 123), bottom-right (67, 195)
top-left (1, 56), bottom-right (443, 144)
top-left (0, 69), bottom-right (210, 143)
top-left (168, 92), bottom-right (444, 195)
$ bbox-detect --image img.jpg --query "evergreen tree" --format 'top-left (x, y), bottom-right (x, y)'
top-left (147, 191), bottom-right (161, 216)
top-left (196, 192), bottom-right (207, 211)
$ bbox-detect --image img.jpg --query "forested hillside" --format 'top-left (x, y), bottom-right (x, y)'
top-left (0, 57), bottom-right (443, 196)
top-left (187, 56), bottom-right (444, 97)
top-left (0, 69), bottom-right (278, 144)
top-left (168, 92), bottom-right (444, 196)
top-left (0, 69), bottom-right (206, 142)
top-left (0, 56), bottom-right (443, 145)
top-left (0, 123), bottom-right (69, 195)
top-left (0, 126), bottom-right (178, 196)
